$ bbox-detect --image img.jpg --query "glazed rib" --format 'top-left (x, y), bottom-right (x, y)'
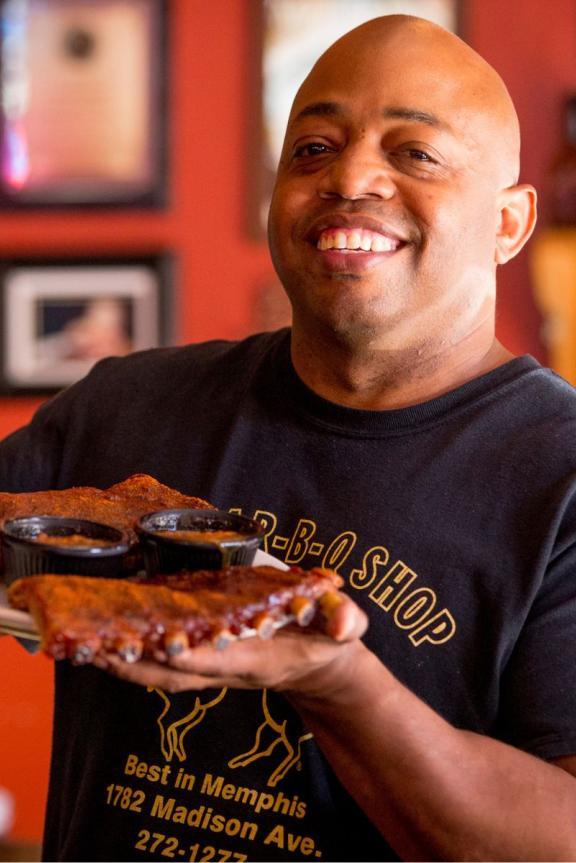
top-left (7, 565), bottom-right (344, 664)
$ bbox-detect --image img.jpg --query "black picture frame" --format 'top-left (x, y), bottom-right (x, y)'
top-left (246, 0), bottom-right (462, 239)
top-left (0, 0), bottom-right (168, 209)
top-left (0, 254), bottom-right (173, 394)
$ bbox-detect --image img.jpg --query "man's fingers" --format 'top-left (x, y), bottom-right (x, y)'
top-left (324, 594), bottom-right (369, 641)
top-left (94, 653), bottom-right (225, 692)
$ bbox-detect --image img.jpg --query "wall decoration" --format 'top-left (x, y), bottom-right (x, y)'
top-left (0, 0), bottom-right (167, 207)
top-left (0, 255), bottom-right (172, 393)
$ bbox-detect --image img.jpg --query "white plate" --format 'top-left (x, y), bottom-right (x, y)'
top-left (252, 548), bottom-right (289, 570)
top-left (0, 584), bottom-right (38, 640)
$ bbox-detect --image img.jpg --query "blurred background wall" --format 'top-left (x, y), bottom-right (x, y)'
top-left (0, 0), bottom-right (574, 851)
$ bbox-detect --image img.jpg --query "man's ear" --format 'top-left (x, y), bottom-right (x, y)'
top-left (495, 184), bottom-right (538, 265)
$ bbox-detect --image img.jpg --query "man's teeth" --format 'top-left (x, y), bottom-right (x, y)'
top-left (317, 229), bottom-right (399, 252)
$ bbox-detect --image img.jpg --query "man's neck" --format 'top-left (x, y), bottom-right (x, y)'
top-left (289, 329), bottom-right (515, 411)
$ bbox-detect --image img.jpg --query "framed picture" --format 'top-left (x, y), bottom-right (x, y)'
top-left (248, 0), bottom-right (461, 237)
top-left (0, 0), bottom-right (168, 208)
top-left (0, 255), bottom-right (172, 393)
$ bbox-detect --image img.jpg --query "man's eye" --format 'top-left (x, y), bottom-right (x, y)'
top-left (389, 146), bottom-right (444, 175)
top-left (405, 148), bottom-right (436, 162)
top-left (293, 142), bottom-right (331, 158)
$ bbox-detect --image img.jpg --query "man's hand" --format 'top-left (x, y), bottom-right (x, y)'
top-left (92, 592), bottom-right (368, 696)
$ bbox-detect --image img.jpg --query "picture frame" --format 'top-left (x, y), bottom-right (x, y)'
top-left (247, 0), bottom-right (462, 238)
top-left (0, 0), bottom-right (168, 208)
top-left (0, 255), bottom-right (173, 394)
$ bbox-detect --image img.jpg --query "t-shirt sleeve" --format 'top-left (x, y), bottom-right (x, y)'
top-left (0, 397), bottom-right (67, 492)
top-left (0, 357), bottom-right (117, 493)
top-left (497, 494), bottom-right (576, 760)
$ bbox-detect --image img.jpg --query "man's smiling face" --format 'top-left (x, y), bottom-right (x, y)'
top-left (267, 17), bottom-right (522, 354)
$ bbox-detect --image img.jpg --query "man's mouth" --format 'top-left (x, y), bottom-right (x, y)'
top-left (316, 227), bottom-right (402, 253)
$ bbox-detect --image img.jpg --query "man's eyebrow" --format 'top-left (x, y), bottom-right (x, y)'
top-left (291, 101), bottom-right (343, 124)
top-left (382, 106), bottom-right (448, 129)
top-left (290, 102), bottom-right (450, 130)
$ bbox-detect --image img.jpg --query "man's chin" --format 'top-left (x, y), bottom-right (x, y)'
top-left (305, 308), bottom-right (394, 348)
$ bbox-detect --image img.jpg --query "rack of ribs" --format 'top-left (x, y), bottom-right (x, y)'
top-left (7, 565), bottom-right (345, 665)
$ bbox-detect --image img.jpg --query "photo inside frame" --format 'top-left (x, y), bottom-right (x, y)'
top-left (35, 296), bottom-right (135, 363)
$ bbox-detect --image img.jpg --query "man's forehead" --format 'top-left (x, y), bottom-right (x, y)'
top-left (288, 52), bottom-right (482, 134)
top-left (289, 16), bottom-right (515, 132)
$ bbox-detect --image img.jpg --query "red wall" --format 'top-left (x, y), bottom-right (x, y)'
top-left (468, 0), bottom-right (576, 358)
top-left (0, 0), bottom-right (574, 845)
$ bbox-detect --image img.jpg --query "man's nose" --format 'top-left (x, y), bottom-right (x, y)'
top-left (318, 143), bottom-right (395, 201)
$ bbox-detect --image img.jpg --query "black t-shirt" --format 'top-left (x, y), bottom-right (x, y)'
top-left (2, 329), bottom-right (576, 862)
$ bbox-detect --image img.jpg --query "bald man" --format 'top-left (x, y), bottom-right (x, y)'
top-left (1, 15), bottom-right (576, 862)
top-left (269, 14), bottom-right (534, 407)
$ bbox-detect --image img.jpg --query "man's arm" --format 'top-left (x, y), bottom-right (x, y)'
top-left (96, 597), bottom-right (576, 862)
top-left (290, 645), bottom-right (576, 862)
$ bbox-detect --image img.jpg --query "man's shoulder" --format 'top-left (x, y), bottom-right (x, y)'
top-left (522, 361), bottom-right (576, 415)
top-left (498, 360), bottom-right (576, 466)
